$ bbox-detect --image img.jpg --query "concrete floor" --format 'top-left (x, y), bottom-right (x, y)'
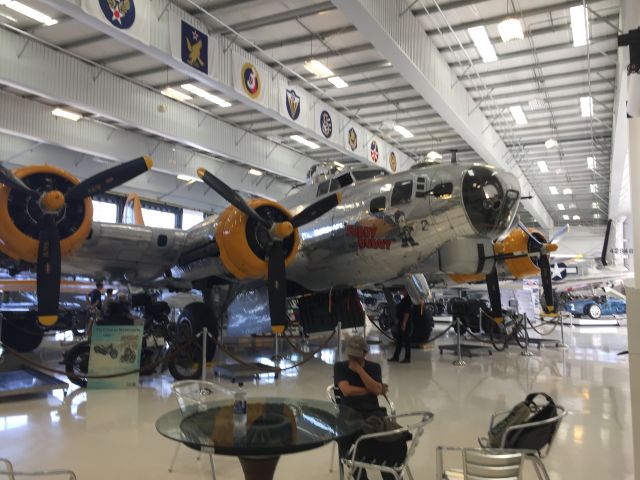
top-left (0, 323), bottom-right (633, 479)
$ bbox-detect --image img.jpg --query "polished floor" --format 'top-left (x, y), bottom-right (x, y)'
top-left (0, 323), bottom-right (634, 480)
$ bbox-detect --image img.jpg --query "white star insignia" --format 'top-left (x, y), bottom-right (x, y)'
top-left (551, 264), bottom-right (565, 280)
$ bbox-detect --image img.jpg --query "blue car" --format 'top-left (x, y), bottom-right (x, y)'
top-left (563, 297), bottom-right (626, 319)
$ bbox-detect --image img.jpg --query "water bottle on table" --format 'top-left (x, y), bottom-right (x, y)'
top-left (233, 382), bottom-right (247, 443)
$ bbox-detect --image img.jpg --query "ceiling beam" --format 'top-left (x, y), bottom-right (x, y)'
top-left (333, 0), bottom-right (553, 228)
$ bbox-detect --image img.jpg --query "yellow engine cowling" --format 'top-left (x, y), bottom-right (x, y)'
top-left (0, 165), bottom-right (93, 263)
top-left (494, 228), bottom-right (547, 279)
top-left (215, 198), bottom-right (300, 280)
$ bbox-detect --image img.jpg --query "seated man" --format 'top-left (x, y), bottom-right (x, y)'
top-left (102, 293), bottom-right (135, 326)
top-left (334, 336), bottom-right (406, 480)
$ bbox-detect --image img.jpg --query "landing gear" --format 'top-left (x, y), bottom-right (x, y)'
top-left (176, 302), bottom-right (218, 361)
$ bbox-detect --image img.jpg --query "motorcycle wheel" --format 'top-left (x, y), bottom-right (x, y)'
top-left (168, 340), bottom-right (203, 380)
top-left (65, 342), bottom-right (90, 388)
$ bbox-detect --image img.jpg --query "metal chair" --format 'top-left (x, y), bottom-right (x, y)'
top-left (436, 447), bottom-right (551, 480)
top-left (0, 458), bottom-right (77, 479)
top-left (342, 411), bottom-right (434, 480)
top-left (478, 405), bottom-right (567, 457)
top-left (326, 384), bottom-right (397, 474)
top-left (168, 380), bottom-right (234, 480)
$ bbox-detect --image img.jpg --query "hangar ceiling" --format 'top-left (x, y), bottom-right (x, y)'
top-left (0, 0), bottom-right (620, 228)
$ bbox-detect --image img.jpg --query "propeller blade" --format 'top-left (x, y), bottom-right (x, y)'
top-left (518, 219), bottom-right (543, 246)
top-left (36, 215), bottom-right (61, 326)
top-left (65, 156), bottom-right (153, 201)
top-left (485, 267), bottom-right (503, 322)
top-left (267, 241), bottom-right (287, 329)
top-left (291, 192), bottom-right (341, 228)
top-left (197, 168), bottom-right (270, 227)
top-left (539, 253), bottom-right (555, 314)
top-left (0, 163), bottom-right (37, 197)
top-left (550, 224), bottom-right (570, 244)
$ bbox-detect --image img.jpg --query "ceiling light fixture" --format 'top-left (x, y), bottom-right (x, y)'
top-left (248, 168), bottom-right (263, 176)
top-left (537, 161), bottom-right (549, 173)
top-left (161, 87), bottom-right (192, 102)
top-left (557, 203), bottom-right (565, 211)
top-left (467, 26), bottom-right (497, 63)
top-left (592, 202), bottom-right (599, 209)
top-left (177, 174), bottom-right (203, 183)
top-left (509, 105), bottom-right (528, 125)
top-left (563, 214), bottom-right (570, 220)
top-left (327, 76), bottom-right (348, 88)
top-left (0, 1), bottom-right (57, 26)
top-left (579, 96), bottom-right (593, 117)
top-left (563, 188), bottom-right (573, 195)
top-left (549, 186), bottom-right (559, 195)
top-left (593, 213), bottom-right (601, 219)
top-left (590, 183), bottom-right (598, 193)
top-left (572, 215), bottom-right (581, 221)
top-left (587, 156), bottom-right (596, 170)
top-left (498, 18), bottom-right (524, 43)
top-left (51, 108), bottom-right (82, 122)
top-left (393, 124), bottom-right (414, 139)
top-left (569, 5), bottom-right (589, 47)
top-left (303, 59), bottom-right (334, 78)
top-left (427, 150), bottom-right (442, 160)
top-left (290, 134), bottom-right (320, 150)
top-left (545, 138), bottom-right (558, 149)
top-left (181, 84), bottom-right (231, 108)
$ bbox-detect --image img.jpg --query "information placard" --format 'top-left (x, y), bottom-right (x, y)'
top-left (88, 325), bottom-right (143, 389)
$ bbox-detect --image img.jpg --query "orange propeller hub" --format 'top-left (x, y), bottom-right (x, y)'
top-left (272, 221), bottom-right (294, 240)
top-left (41, 190), bottom-right (65, 212)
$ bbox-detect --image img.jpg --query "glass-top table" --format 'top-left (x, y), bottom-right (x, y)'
top-left (156, 396), bottom-right (364, 480)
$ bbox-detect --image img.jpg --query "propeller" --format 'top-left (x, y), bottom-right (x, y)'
top-left (0, 156), bottom-right (153, 325)
top-left (197, 168), bottom-right (341, 329)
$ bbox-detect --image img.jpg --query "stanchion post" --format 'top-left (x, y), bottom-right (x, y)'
top-left (521, 314), bottom-right (533, 356)
top-left (202, 327), bottom-right (208, 381)
top-left (558, 312), bottom-right (568, 349)
top-left (453, 316), bottom-right (466, 366)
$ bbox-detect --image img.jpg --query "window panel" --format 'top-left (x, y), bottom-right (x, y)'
top-left (182, 209), bottom-right (204, 230)
top-left (391, 180), bottom-right (413, 206)
top-left (141, 208), bottom-right (176, 228)
top-left (92, 200), bottom-right (118, 223)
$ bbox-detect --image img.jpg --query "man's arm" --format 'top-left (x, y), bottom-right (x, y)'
top-left (337, 380), bottom-right (370, 397)
top-left (352, 362), bottom-right (386, 396)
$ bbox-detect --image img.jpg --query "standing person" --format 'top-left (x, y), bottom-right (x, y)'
top-left (85, 281), bottom-right (103, 337)
top-left (389, 287), bottom-right (412, 363)
top-left (101, 288), bottom-right (114, 318)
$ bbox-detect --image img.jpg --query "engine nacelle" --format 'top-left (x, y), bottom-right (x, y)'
top-left (0, 165), bottom-right (93, 263)
top-left (494, 228), bottom-right (547, 279)
top-left (215, 198), bottom-right (300, 280)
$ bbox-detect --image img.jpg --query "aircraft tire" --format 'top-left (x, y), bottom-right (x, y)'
top-left (176, 302), bottom-right (218, 361)
top-left (586, 304), bottom-right (602, 320)
top-left (1, 316), bottom-right (44, 352)
top-left (64, 342), bottom-right (90, 388)
top-left (168, 339), bottom-right (203, 380)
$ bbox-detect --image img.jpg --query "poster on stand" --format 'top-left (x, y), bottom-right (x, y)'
top-left (88, 325), bottom-right (143, 389)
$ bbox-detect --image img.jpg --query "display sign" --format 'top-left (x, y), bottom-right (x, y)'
top-left (169, 14), bottom-right (215, 75)
top-left (88, 325), bottom-right (143, 389)
top-left (81, 0), bottom-right (151, 45)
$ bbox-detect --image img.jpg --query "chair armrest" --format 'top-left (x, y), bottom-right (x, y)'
top-left (436, 446), bottom-right (463, 480)
top-left (500, 406), bottom-right (567, 448)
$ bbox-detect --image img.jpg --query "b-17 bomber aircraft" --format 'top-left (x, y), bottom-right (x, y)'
top-left (0, 156), bottom-right (559, 351)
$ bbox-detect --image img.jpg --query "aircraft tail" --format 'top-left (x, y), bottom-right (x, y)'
top-left (122, 193), bottom-right (145, 226)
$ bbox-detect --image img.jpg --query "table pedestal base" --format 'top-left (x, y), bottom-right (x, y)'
top-left (239, 456), bottom-right (280, 480)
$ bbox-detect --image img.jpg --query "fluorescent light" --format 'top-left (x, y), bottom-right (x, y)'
top-left (570, 5), bottom-right (589, 47)
top-left (51, 108), bottom-right (82, 122)
top-left (568, 203), bottom-right (576, 209)
top-left (248, 168), bottom-right (262, 176)
top-left (572, 215), bottom-right (580, 221)
top-left (334, 161), bottom-right (345, 169)
top-left (161, 87), bottom-right (192, 102)
top-left (427, 151), bottom-right (442, 160)
top-left (557, 203), bottom-right (565, 211)
top-left (0, 11), bottom-right (17, 22)
top-left (181, 84), bottom-right (231, 108)
top-left (290, 134), bottom-right (320, 150)
top-left (580, 96), bottom-right (593, 117)
top-left (0, 1), bottom-right (57, 26)
top-left (177, 174), bottom-right (203, 183)
top-left (303, 59), bottom-right (334, 78)
top-left (592, 202), bottom-right (599, 209)
top-left (545, 138), bottom-right (558, 149)
top-left (497, 18), bottom-right (524, 42)
top-left (563, 214), bottom-right (570, 220)
top-left (562, 188), bottom-right (572, 195)
top-left (587, 156), bottom-right (596, 170)
top-left (549, 186), bottom-right (558, 195)
top-left (467, 26), bottom-right (497, 63)
top-left (590, 183), bottom-right (598, 193)
top-left (593, 213), bottom-right (601, 219)
top-left (509, 105), bottom-right (528, 125)
top-left (393, 124), bottom-right (414, 139)
top-left (327, 76), bottom-right (348, 88)
top-left (537, 161), bottom-right (549, 173)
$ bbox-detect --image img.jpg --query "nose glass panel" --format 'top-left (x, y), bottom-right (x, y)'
top-left (462, 167), bottom-right (519, 237)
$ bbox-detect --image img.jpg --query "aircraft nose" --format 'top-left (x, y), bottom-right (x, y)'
top-left (461, 166), bottom-right (520, 238)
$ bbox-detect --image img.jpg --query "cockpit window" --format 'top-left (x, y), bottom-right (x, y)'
top-left (391, 180), bottom-right (413, 206)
